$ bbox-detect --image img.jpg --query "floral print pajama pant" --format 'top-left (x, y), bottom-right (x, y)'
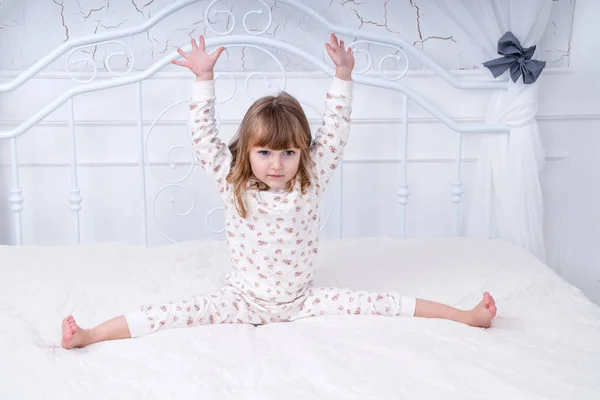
top-left (125, 285), bottom-right (416, 337)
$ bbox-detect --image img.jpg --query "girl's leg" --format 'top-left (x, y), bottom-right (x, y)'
top-left (295, 286), bottom-right (497, 328)
top-left (61, 315), bottom-right (130, 349)
top-left (414, 292), bottom-right (497, 328)
top-left (61, 286), bottom-right (251, 349)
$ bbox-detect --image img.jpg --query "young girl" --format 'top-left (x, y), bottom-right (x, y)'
top-left (61, 33), bottom-right (497, 349)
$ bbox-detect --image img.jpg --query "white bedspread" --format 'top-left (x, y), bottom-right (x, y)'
top-left (1, 237), bottom-right (599, 399)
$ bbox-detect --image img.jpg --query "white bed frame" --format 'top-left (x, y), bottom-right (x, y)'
top-left (0, 0), bottom-right (509, 246)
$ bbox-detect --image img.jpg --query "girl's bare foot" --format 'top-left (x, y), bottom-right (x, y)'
top-left (61, 316), bottom-right (93, 349)
top-left (466, 292), bottom-right (497, 328)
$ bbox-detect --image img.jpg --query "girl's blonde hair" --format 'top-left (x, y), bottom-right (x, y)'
top-left (226, 91), bottom-right (313, 218)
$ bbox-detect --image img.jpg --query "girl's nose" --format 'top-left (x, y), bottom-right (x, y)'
top-left (271, 157), bottom-right (282, 170)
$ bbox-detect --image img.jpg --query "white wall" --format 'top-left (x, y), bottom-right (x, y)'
top-left (1, 0), bottom-right (598, 304)
top-left (542, 0), bottom-right (600, 305)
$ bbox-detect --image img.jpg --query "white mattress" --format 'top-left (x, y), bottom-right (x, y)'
top-left (1, 237), bottom-right (599, 399)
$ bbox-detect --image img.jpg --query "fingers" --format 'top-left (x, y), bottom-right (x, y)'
top-left (176, 48), bottom-right (187, 58)
top-left (211, 46), bottom-right (226, 60)
top-left (325, 42), bottom-right (341, 65)
top-left (325, 42), bottom-right (334, 57)
top-left (171, 59), bottom-right (187, 67)
top-left (330, 33), bottom-right (338, 48)
top-left (173, 48), bottom-right (188, 67)
top-left (191, 38), bottom-right (198, 51)
top-left (329, 33), bottom-right (352, 53)
top-left (199, 34), bottom-right (206, 50)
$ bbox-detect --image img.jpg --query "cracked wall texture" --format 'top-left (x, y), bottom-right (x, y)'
top-left (0, 0), bottom-right (575, 74)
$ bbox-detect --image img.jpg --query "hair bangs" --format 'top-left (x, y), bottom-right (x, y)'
top-left (250, 105), bottom-right (309, 151)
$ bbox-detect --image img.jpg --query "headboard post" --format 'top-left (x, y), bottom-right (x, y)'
top-left (67, 98), bottom-right (83, 244)
top-left (8, 138), bottom-right (24, 245)
top-left (451, 132), bottom-right (465, 236)
top-left (136, 81), bottom-right (150, 247)
top-left (397, 95), bottom-right (410, 238)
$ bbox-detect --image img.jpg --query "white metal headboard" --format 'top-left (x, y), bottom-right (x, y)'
top-left (0, 0), bottom-right (509, 246)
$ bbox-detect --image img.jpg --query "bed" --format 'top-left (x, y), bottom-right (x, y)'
top-left (1, 237), bottom-right (599, 399)
top-left (1, 0), bottom-right (599, 398)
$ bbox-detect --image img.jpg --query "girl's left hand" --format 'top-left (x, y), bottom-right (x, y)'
top-left (325, 33), bottom-right (354, 80)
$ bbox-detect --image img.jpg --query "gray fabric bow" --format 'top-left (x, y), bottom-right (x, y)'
top-left (483, 31), bottom-right (546, 84)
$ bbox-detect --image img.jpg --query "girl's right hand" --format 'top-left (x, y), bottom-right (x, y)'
top-left (171, 35), bottom-right (225, 80)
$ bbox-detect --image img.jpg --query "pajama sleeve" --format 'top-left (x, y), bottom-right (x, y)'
top-left (309, 77), bottom-right (354, 192)
top-left (189, 80), bottom-right (232, 197)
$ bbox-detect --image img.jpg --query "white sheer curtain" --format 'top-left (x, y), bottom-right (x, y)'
top-left (432, 0), bottom-right (552, 261)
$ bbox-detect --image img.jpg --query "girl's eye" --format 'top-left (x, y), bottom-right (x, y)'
top-left (283, 150), bottom-right (295, 156)
top-left (258, 150), bottom-right (270, 156)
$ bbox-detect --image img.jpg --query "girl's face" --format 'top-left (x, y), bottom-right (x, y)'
top-left (248, 146), bottom-right (301, 190)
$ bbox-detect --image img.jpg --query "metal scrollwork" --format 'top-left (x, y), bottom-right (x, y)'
top-left (65, 40), bottom-right (135, 83)
top-left (348, 40), bottom-right (409, 80)
top-left (205, 0), bottom-right (273, 36)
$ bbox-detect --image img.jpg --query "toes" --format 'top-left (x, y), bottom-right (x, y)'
top-left (66, 317), bottom-right (78, 334)
top-left (490, 304), bottom-right (497, 316)
top-left (483, 292), bottom-right (496, 308)
top-left (483, 295), bottom-right (491, 308)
